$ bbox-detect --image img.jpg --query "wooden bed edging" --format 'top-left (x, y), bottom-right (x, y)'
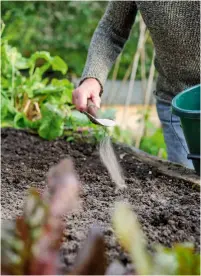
top-left (118, 143), bottom-right (200, 187)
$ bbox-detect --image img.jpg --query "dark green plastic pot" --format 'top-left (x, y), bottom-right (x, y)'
top-left (171, 84), bottom-right (200, 175)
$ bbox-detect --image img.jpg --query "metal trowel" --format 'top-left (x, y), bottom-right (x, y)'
top-left (82, 99), bottom-right (116, 127)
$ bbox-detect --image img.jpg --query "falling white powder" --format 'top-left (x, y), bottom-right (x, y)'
top-left (99, 136), bottom-right (127, 191)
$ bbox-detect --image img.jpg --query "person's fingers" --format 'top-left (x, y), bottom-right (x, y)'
top-left (73, 89), bottom-right (88, 112)
top-left (91, 94), bottom-right (101, 109)
top-left (72, 78), bottom-right (101, 115)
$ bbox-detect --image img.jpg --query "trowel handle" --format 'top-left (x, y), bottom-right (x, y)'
top-left (87, 99), bottom-right (98, 118)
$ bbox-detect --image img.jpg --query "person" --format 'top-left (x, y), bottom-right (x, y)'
top-left (72, 1), bottom-right (200, 169)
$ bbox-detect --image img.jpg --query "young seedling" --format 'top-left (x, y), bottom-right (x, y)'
top-left (112, 202), bottom-right (200, 275)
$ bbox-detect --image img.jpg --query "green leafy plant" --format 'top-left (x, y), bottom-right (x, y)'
top-left (140, 127), bottom-right (167, 159)
top-left (113, 202), bottom-right (200, 275)
top-left (136, 108), bottom-right (167, 159)
top-left (1, 23), bottom-right (110, 142)
top-left (1, 23), bottom-right (75, 140)
top-left (140, 110), bottom-right (167, 159)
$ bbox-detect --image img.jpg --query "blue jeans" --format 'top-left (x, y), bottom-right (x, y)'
top-left (156, 100), bottom-right (193, 169)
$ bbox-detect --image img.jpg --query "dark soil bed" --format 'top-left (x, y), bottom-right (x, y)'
top-left (1, 128), bottom-right (200, 272)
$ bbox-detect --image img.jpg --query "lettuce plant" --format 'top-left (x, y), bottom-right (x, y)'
top-left (1, 22), bottom-right (74, 140)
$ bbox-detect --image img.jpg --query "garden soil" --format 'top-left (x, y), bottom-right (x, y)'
top-left (1, 128), bottom-right (200, 272)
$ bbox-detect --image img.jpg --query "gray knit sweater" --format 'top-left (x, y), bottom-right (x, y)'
top-left (81, 1), bottom-right (200, 103)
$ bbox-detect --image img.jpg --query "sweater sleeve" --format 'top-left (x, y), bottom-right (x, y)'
top-left (80, 1), bottom-right (138, 90)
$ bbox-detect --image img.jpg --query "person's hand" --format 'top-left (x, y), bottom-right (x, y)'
top-left (72, 78), bottom-right (102, 117)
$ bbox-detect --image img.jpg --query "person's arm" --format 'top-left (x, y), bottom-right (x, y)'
top-left (73, 1), bottom-right (138, 114)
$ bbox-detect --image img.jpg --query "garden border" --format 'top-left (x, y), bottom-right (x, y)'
top-left (118, 143), bottom-right (200, 186)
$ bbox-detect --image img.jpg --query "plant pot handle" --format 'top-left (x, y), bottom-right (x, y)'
top-left (187, 154), bottom-right (201, 160)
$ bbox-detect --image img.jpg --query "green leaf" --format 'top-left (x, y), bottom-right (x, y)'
top-left (29, 51), bottom-right (51, 78)
top-left (33, 86), bottom-right (72, 106)
top-left (38, 104), bottom-right (64, 140)
top-left (46, 95), bottom-right (62, 105)
top-left (15, 52), bottom-right (29, 70)
top-left (15, 58), bottom-right (29, 70)
top-left (1, 43), bottom-right (13, 78)
top-left (1, 92), bottom-right (16, 122)
top-left (32, 63), bottom-right (50, 80)
top-left (29, 51), bottom-right (51, 65)
top-left (69, 110), bottom-right (89, 126)
top-left (51, 78), bottom-right (73, 88)
top-left (33, 85), bottom-right (63, 96)
top-left (140, 128), bottom-right (167, 159)
top-left (153, 243), bottom-right (200, 275)
top-left (60, 89), bottom-right (72, 104)
top-left (14, 113), bottom-right (40, 129)
top-left (51, 78), bottom-right (73, 104)
top-left (51, 56), bottom-right (67, 75)
top-left (14, 113), bottom-right (27, 128)
top-left (66, 136), bottom-right (74, 142)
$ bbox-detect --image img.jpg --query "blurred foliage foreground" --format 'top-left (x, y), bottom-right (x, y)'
top-left (1, 158), bottom-right (200, 275)
top-left (1, 21), bottom-right (166, 158)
